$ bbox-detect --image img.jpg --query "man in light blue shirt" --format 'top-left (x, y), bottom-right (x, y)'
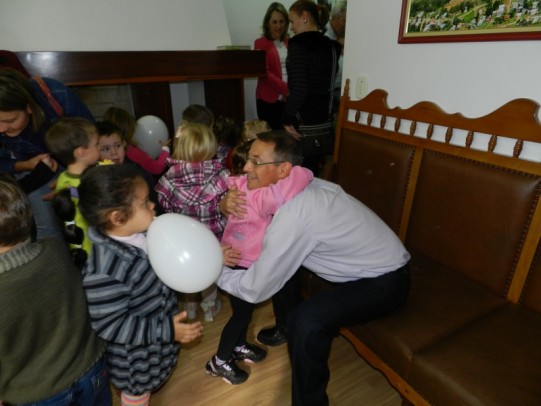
top-left (218, 130), bottom-right (410, 405)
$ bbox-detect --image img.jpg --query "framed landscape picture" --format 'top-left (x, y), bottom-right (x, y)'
top-left (399, 0), bottom-right (541, 43)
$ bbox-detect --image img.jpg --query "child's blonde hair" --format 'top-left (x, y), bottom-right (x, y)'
top-left (242, 119), bottom-right (271, 142)
top-left (173, 122), bottom-right (217, 162)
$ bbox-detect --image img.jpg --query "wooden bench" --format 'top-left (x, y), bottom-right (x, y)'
top-left (302, 80), bottom-right (541, 405)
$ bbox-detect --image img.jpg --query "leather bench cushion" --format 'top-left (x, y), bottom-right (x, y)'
top-left (348, 251), bottom-right (507, 377)
top-left (408, 304), bottom-right (541, 406)
top-left (334, 129), bottom-right (414, 234)
top-left (406, 150), bottom-right (541, 296)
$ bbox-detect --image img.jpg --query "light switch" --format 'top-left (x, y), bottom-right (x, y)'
top-left (356, 75), bottom-right (368, 98)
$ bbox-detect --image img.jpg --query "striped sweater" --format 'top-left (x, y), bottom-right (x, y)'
top-left (283, 31), bottom-right (341, 127)
top-left (82, 227), bottom-right (180, 394)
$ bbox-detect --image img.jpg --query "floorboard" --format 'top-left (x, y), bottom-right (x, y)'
top-left (111, 292), bottom-right (401, 405)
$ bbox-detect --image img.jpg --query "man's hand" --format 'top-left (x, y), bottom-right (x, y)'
top-left (222, 244), bottom-right (241, 267)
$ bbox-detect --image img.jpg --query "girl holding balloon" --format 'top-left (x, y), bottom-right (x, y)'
top-left (104, 107), bottom-right (170, 175)
top-left (77, 164), bottom-right (203, 406)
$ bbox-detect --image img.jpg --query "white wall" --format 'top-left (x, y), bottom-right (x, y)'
top-left (343, 2), bottom-right (541, 118)
top-left (0, 0), bottom-right (233, 125)
top-left (3, 0), bottom-right (539, 126)
top-left (222, 0), bottom-right (295, 121)
top-left (0, 0), bottom-right (230, 51)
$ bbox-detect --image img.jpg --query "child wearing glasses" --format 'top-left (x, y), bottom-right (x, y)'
top-left (205, 131), bottom-right (313, 385)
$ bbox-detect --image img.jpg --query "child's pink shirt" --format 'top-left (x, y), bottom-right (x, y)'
top-left (221, 166), bottom-right (313, 268)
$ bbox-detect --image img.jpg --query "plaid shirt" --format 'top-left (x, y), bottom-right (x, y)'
top-left (155, 158), bottom-right (229, 239)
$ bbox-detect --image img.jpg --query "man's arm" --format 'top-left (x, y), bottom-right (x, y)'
top-left (217, 206), bottom-right (316, 303)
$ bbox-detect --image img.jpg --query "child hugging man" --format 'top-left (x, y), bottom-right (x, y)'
top-left (45, 117), bottom-right (101, 263)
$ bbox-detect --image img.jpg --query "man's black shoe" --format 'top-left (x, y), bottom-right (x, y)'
top-left (256, 326), bottom-right (287, 346)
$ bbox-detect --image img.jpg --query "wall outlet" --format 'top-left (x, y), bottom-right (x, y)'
top-left (356, 75), bottom-right (368, 98)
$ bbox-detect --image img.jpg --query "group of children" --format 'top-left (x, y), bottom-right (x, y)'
top-left (1, 103), bottom-right (314, 404)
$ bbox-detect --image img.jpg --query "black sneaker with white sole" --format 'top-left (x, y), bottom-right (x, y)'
top-left (232, 343), bottom-right (267, 364)
top-left (205, 355), bottom-right (249, 385)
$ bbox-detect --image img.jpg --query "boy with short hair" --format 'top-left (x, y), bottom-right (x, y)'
top-left (45, 117), bottom-right (101, 256)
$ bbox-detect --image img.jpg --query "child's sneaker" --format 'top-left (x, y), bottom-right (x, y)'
top-left (185, 301), bottom-right (198, 320)
top-left (200, 298), bottom-right (222, 322)
top-left (205, 355), bottom-right (249, 385)
top-left (232, 343), bottom-right (267, 363)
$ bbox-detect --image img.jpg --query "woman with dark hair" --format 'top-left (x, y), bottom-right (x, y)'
top-left (0, 68), bottom-right (94, 239)
top-left (283, 0), bottom-right (340, 176)
top-left (254, 2), bottom-right (290, 130)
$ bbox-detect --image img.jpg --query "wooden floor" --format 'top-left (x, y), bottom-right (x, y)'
top-left (112, 292), bottom-right (401, 406)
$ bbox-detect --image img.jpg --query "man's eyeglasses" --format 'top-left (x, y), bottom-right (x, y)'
top-left (246, 157), bottom-right (284, 167)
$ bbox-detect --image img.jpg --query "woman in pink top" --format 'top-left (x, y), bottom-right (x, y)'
top-left (254, 2), bottom-right (289, 130)
top-left (205, 138), bottom-right (313, 384)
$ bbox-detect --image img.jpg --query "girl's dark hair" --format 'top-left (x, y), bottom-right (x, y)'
top-left (262, 2), bottom-right (290, 41)
top-left (0, 173), bottom-right (34, 246)
top-left (213, 115), bottom-right (237, 147)
top-left (96, 120), bottom-right (124, 140)
top-left (78, 164), bottom-right (145, 232)
top-left (290, 0), bottom-right (330, 30)
top-left (52, 188), bottom-right (88, 268)
top-left (0, 68), bottom-right (46, 134)
top-left (103, 106), bottom-right (137, 144)
top-left (182, 104), bottom-right (215, 127)
top-left (231, 139), bottom-right (254, 176)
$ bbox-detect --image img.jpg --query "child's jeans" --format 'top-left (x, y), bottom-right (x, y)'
top-left (16, 355), bottom-right (111, 406)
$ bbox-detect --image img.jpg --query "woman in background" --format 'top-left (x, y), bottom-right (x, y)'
top-left (254, 2), bottom-right (289, 130)
top-left (283, 0), bottom-right (340, 176)
top-left (0, 68), bottom-right (94, 239)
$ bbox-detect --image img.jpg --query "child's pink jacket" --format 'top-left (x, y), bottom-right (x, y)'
top-left (126, 145), bottom-right (169, 175)
top-left (221, 166), bottom-right (313, 268)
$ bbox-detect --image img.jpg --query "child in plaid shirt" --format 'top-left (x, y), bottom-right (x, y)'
top-left (155, 122), bottom-right (229, 321)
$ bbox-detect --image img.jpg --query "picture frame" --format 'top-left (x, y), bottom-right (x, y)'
top-left (398, 0), bottom-right (541, 43)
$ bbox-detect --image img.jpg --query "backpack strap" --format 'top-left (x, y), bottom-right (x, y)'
top-left (33, 76), bottom-right (64, 117)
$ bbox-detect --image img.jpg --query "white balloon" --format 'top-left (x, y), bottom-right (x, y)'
top-left (147, 213), bottom-right (222, 293)
top-left (133, 115), bottom-right (169, 159)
